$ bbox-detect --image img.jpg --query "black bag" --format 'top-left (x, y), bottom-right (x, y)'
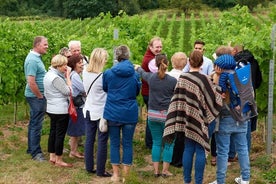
top-left (73, 93), bottom-right (85, 107)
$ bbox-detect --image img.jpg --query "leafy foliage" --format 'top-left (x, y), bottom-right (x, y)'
top-left (197, 5), bottom-right (274, 116)
top-left (0, 5), bottom-right (275, 118)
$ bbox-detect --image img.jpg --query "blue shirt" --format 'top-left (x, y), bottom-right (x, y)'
top-left (183, 56), bottom-right (213, 75)
top-left (24, 51), bottom-right (46, 97)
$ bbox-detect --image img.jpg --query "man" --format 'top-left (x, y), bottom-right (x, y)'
top-left (141, 36), bottom-right (162, 149)
top-left (24, 36), bottom-right (48, 161)
top-left (68, 40), bottom-right (88, 64)
top-left (209, 54), bottom-right (250, 184)
top-left (228, 45), bottom-right (263, 162)
top-left (183, 40), bottom-right (213, 75)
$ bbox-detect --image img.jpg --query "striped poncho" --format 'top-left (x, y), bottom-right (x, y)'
top-left (163, 72), bottom-right (223, 154)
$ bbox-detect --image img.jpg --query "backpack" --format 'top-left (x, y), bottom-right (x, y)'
top-left (226, 61), bottom-right (258, 123)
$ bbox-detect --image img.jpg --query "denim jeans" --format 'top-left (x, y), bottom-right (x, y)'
top-left (84, 111), bottom-right (108, 175)
top-left (215, 116), bottom-right (250, 184)
top-left (108, 121), bottom-right (136, 165)
top-left (183, 138), bottom-right (206, 184)
top-left (228, 119), bottom-right (252, 158)
top-left (148, 120), bottom-right (174, 162)
top-left (143, 95), bottom-right (153, 149)
top-left (26, 97), bottom-right (46, 158)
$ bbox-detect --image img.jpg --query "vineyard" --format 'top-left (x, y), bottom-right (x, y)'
top-left (0, 4), bottom-right (276, 184)
top-left (0, 5), bottom-right (275, 120)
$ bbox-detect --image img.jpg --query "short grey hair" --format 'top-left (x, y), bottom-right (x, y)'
top-left (115, 45), bottom-right (130, 62)
top-left (68, 40), bottom-right (81, 49)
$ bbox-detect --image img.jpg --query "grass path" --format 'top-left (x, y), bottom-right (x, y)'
top-left (0, 118), bottom-right (275, 183)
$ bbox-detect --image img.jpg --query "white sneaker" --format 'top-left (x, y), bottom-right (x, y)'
top-left (235, 176), bottom-right (250, 184)
top-left (209, 180), bottom-right (217, 184)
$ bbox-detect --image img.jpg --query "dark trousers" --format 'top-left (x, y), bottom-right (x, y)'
top-left (211, 133), bottom-right (217, 157)
top-left (84, 111), bottom-right (108, 175)
top-left (143, 95), bottom-right (152, 149)
top-left (47, 113), bottom-right (69, 156)
top-left (171, 132), bottom-right (185, 167)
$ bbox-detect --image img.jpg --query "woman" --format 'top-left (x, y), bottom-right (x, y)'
top-left (82, 48), bottom-right (111, 177)
top-left (67, 55), bottom-right (85, 159)
top-left (43, 54), bottom-right (73, 167)
top-left (163, 50), bottom-right (223, 184)
top-left (102, 45), bottom-right (141, 182)
top-left (167, 51), bottom-right (187, 168)
top-left (135, 54), bottom-right (177, 177)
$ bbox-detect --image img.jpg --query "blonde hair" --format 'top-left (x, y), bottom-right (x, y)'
top-left (171, 52), bottom-right (187, 70)
top-left (87, 48), bottom-right (108, 73)
top-left (51, 54), bottom-right (68, 68)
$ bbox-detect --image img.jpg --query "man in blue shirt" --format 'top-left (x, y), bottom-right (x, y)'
top-left (24, 36), bottom-right (48, 162)
top-left (183, 40), bottom-right (213, 75)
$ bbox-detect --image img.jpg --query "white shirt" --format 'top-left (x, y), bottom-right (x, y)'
top-left (82, 70), bottom-right (106, 121)
top-left (167, 69), bottom-right (183, 79)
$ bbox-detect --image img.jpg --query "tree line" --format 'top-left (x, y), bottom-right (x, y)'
top-left (0, 0), bottom-right (272, 19)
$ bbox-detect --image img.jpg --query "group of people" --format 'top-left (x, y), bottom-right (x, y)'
top-left (139, 37), bottom-right (262, 184)
top-left (24, 35), bottom-right (262, 184)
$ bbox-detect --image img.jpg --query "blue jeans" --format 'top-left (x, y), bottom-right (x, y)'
top-left (26, 97), bottom-right (46, 158)
top-left (183, 138), bottom-right (206, 184)
top-left (84, 111), bottom-right (108, 175)
top-left (108, 121), bottom-right (136, 165)
top-left (215, 116), bottom-right (250, 183)
top-left (229, 119), bottom-right (252, 158)
top-left (148, 120), bottom-right (174, 162)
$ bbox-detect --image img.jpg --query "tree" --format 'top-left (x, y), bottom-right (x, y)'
top-left (170, 0), bottom-right (202, 14)
top-left (118, 0), bottom-right (141, 15)
top-left (235, 0), bottom-right (264, 12)
top-left (63, 0), bottom-right (118, 19)
top-left (138, 0), bottom-right (159, 10)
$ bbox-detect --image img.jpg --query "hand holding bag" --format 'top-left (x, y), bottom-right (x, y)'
top-left (69, 92), bottom-right (78, 123)
top-left (99, 118), bottom-right (108, 132)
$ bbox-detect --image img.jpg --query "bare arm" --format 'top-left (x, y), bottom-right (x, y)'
top-left (27, 76), bottom-right (43, 98)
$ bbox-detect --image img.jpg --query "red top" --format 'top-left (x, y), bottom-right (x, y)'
top-left (141, 48), bottom-right (155, 96)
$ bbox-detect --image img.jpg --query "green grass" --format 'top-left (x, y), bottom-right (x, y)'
top-left (0, 103), bottom-right (275, 183)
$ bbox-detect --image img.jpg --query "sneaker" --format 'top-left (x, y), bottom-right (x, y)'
top-left (32, 153), bottom-right (46, 162)
top-left (209, 180), bottom-right (217, 184)
top-left (235, 176), bottom-right (250, 184)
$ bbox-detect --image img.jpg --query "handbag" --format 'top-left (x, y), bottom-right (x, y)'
top-left (73, 93), bottom-right (85, 107)
top-left (99, 117), bottom-right (108, 132)
top-left (69, 92), bottom-right (78, 123)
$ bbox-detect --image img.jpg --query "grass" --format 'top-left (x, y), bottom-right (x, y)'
top-left (0, 104), bottom-right (275, 184)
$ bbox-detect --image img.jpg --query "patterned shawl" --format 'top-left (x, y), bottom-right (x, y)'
top-left (163, 72), bottom-right (223, 154)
